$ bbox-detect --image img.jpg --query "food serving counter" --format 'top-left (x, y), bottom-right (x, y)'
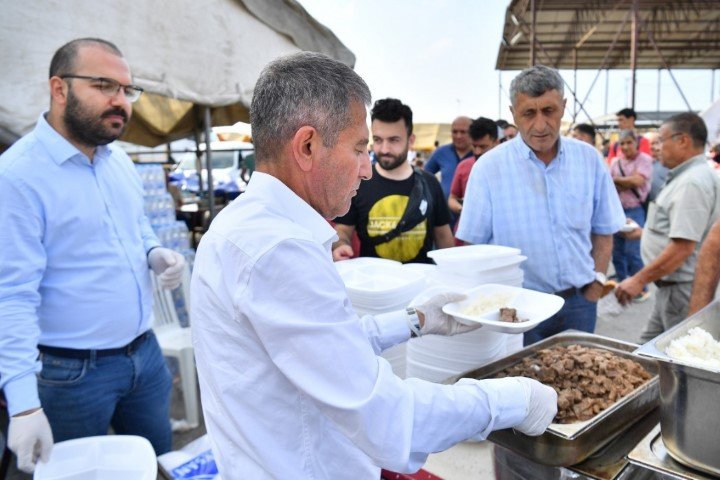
top-left (447, 332), bottom-right (660, 467)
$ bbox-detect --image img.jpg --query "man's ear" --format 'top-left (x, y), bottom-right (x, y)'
top-left (49, 76), bottom-right (68, 107)
top-left (291, 126), bottom-right (319, 172)
top-left (408, 133), bottom-right (416, 150)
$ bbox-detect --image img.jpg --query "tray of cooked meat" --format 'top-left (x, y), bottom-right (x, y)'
top-left (444, 331), bottom-right (659, 467)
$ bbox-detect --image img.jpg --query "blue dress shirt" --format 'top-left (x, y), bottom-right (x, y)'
top-left (0, 114), bottom-right (160, 415)
top-left (457, 136), bottom-right (624, 294)
top-left (424, 143), bottom-right (474, 199)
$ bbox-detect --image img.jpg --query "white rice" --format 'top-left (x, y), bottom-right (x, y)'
top-left (665, 327), bottom-right (720, 371)
top-left (462, 292), bottom-right (515, 316)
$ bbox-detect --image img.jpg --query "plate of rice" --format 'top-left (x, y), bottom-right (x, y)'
top-left (442, 284), bottom-right (565, 334)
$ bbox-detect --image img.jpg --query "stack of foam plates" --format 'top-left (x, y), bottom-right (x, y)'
top-left (335, 258), bottom-right (434, 378)
top-left (428, 245), bottom-right (526, 290)
top-left (407, 246), bottom-right (528, 382)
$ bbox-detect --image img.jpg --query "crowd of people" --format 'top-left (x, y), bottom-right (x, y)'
top-left (2, 36), bottom-right (720, 480)
top-left (334, 74), bottom-right (720, 349)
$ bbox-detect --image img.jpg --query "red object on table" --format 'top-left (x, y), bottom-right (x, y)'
top-left (381, 469), bottom-right (444, 480)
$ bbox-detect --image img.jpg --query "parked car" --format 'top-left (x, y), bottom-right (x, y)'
top-left (169, 141), bottom-right (254, 195)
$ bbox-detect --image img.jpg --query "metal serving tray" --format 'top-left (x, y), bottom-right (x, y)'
top-left (635, 300), bottom-right (720, 477)
top-left (628, 425), bottom-right (718, 480)
top-left (446, 331), bottom-right (659, 467)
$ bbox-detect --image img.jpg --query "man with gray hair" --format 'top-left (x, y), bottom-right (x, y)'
top-left (616, 113), bottom-right (720, 340)
top-left (457, 64), bottom-right (624, 345)
top-left (190, 52), bottom-right (557, 478)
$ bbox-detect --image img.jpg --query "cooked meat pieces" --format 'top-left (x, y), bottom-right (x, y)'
top-left (499, 307), bottom-right (528, 323)
top-left (495, 345), bottom-right (652, 423)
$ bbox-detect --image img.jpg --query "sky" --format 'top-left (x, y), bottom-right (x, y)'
top-left (297, 0), bottom-right (720, 124)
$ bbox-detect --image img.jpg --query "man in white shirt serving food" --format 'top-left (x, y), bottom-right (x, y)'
top-left (190, 51), bottom-right (557, 479)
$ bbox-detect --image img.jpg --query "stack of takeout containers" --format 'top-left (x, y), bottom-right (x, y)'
top-left (335, 257), bottom-right (434, 378)
top-left (407, 245), bottom-right (528, 382)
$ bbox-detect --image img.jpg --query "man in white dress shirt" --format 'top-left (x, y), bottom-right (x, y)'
top-left (190, 52), bottom-right (557, 478)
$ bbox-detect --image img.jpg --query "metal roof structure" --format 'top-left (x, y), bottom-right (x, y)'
top-left (497, 0), bottom-right (720, 71)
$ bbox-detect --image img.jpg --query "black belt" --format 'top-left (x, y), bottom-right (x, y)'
top-left (554, 287), bottom-right (582, 300)
top-left (38, 331), bottom-right (152, 359)
top-left (654, 279), bottom-right (691, 288)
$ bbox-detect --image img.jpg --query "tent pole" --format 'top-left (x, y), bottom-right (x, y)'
top-left (530, 0), bottom-right (536, 66)
top-left (498, 71), bottom-right (502, 118)
top-left (204, 106), bottom-right (216, 219)
top-left (605, 69), bottom-right (609, 115)
top-left (630, 0), bottom-right (638, 109)
top-left (192, 107), bottom-right (205, 198)
top-left (712, 69), bottom-right (716, 103)
top-left (656, 69), bottom-right (661, 116)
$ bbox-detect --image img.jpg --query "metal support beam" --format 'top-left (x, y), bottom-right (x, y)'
top-left (712, 69), bottom-right (716, 103)
top-left (605, 69), bottom-right (609, 115)
top-left (530, 0), bottom-right (536, 66)
top-left (656, 69), bottom-right (661, 114)
top-left (498, 71), bottom-right (502, 119)
top-left (573, 50), bottom-right (578, 121)
top-left (636, 15), bottom-right (693, 111)
top-left (630, 0), bottom-right (639, 109)
top-left (573, 10), bottom-right (631, 124)
top-left (203, 106), bottom-right (216, 219)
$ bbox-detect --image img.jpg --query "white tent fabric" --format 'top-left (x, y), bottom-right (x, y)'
top-left (0, 0), bottom-right (354, 146)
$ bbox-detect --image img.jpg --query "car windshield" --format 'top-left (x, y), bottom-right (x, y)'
top-left (178, 151), bottom-right (235, 170)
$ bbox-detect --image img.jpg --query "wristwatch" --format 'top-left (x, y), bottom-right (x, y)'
top-left (593, 271), bottom-right (607, 285)
top-left (406, 307), bottom-right (421, 338)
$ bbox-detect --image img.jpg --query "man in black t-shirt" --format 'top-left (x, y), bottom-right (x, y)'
top-left (333, 99), bottom-right (454, 264)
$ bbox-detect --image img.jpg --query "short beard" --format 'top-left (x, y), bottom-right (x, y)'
top-left (64, 87), bottom-right (128, 147)
top-left (376, 149), bottom-right (409, 171)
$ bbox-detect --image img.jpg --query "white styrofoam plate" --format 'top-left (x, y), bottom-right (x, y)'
top-left (34, 435), bottom-right (157, 480)
top-left (442, 284), bottom-right (564, 334)
top-left (619, 220), bottom-right (640, 233)
top-left (428, 245), bottom-right (521, 270)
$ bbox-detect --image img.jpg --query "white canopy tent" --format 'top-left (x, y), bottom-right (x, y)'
top-left (0, 0), bottom-right (353, 146)
top-left (0, 0), bottom-right (353, 214)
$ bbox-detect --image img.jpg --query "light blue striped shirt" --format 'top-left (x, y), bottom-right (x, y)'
top-left (456, 136), bottom-right (624, 293)
top-left (0, 114), bottom-right (160, 415)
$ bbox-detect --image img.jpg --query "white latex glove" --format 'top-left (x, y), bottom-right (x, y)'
top-left (148, 247), bottom-right (186, 289)
top-left (8, 408), bottom-right (54, 473)
top-left (513, 377), bottom-right (558, 436)
top-left (411, 286), bottom-right (473, 336)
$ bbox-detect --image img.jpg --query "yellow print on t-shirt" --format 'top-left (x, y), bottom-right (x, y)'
top-left (367, 194), bottom-right (427, 262)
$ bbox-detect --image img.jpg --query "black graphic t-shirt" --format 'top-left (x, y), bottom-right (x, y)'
top-left (335, 165), bottom-right (450, 263)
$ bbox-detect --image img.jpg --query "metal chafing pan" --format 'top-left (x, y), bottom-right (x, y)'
top-left (445, 331), bottom-right (659, 467)
top-left (628, 424), bottom-right (718, 480)
top-left (634, 300), bottom-right (720, 477)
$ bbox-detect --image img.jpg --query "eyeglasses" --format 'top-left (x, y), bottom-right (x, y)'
top-left (60, 75), bottom-right (144, 102)
top-left (657, 132), bottom-right (684, 144)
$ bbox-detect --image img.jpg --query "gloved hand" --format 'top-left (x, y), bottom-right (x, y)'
top-left (411, 287), bottom-right (474, 336)
top-left (8, 408), bottom-right (54, 473)
top-left (513, 377), bottom-right (558, 436)
top-left (148, 247), bottom-right (186, 290)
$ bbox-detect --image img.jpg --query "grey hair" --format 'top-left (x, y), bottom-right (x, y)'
top-left (250, 52), bottom-right (371, 163)
top-left (618, 129), bottom-right (637, 141)
top-left (509, 64), bottom-right (564, 105)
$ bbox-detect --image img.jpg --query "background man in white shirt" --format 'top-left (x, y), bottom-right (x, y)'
top-left (190, 52), bottom-right (557, 478)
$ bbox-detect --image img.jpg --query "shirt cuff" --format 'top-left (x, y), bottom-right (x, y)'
top-left (374, 310), bottom-right (412, 350)
top-left (461, 377), bottom-right (528, 438)
top-left (4, 373), bottom-right (41, 417)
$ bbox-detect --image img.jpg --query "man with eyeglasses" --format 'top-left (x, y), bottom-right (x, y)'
top-left (615, 113), bottom-right (720, 341)
top-left (0, 38), bottom-right (184, 473)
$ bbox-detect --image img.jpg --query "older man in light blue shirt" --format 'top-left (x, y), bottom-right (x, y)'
top-left (457, 65), bottom-right (624, 345)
